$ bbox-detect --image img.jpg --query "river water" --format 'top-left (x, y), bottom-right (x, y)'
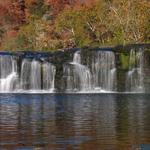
top-left (0, 94), bottom-right (150, 150)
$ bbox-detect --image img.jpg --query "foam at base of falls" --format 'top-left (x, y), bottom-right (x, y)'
top-left (0, 72), bottom-right (18, 92)
top-left (0, 55), bottom-right (18, 92)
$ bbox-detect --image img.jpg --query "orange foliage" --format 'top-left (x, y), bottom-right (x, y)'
top-left (0, 0), bottom-right (25, 26)
top-left (46, 0), bottom-right (96, 15)
top-left (25, 0), bottom-right (37, 6)
top-left (0, 0), bottom-right (10, 19)
top-left (6, 29), bottom-right (18, 38)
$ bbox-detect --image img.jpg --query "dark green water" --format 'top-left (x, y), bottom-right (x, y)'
top-left (0, 94), bottom-right (150, 150)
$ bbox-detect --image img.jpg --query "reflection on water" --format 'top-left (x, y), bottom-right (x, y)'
top-left (0, 94), bottom-right (150, 150)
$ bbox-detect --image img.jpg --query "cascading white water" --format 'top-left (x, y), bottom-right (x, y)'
top-left (73, 51), bottom-right (81, 64)
top-left (72, 51), bottom-right (92, 91)
top-left (20, 59), bottom-right (56, 92)
top-left (126, 49), bottom-right (144, 92)
top-left (42, 62), bottom-right (56, 90)
top-left (20, 59), bottom-right (31, 90)
top-left (0, 56), bottom-right (18, 92)
top-left (91, 51), bottom-right (116, 91)
top-left (64, 50), bottom-right (116, 92)
top-left (0, 48), bottom-right (146, 93)
top-left (64, 51), bottom-right (92, 92)
top-left (72, 64), bottom-right (92, 91)
top-left (0, 73), bottom-right (18, 91)
top-left (30, 60), bottom-right (42, 90)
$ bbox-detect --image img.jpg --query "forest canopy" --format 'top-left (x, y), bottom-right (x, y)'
top-left (0, 0), bottom-right (149, 51)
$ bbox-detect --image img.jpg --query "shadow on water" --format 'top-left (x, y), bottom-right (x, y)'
top-left (0, 93), bottom-right (150, 150)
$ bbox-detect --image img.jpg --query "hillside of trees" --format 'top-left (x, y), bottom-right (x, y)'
top-left (0, 0), bottom-right (149, 51)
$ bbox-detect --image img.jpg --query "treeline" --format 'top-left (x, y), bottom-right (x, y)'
top-left (0, 0), bottom-right (149, 51)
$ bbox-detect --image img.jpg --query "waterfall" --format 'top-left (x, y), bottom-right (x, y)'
top-left (20, 59), bottom-right (56, 91)
top-left (73, 51), bottom-right (81, 64)
top-left (63, 65), bottom-right (74, 90)
top-left (42, 62), bottom-right (56, 90)
top-left (126, 49), bottom-right (144, 92)
top-left (63, 50), bottom-right (116, 92)
top-left (72, 51), bottom-right (92, 91)
top-left (72, 64), bottom-right (92, 91)
top-left (91, 51), bottom-right (116, 91)
top-left (20, 59), bottom-right (32, 90)
top-left (0, 56), bottom-right (18, 92)
top-left (0, 47), bottom-right (147, 93)
top-left (0, 55), bottom-right (56, 92)
top-left (30, 60), bottom-right (42, 90)
top-left (64, 51), bottom-right (92, 92)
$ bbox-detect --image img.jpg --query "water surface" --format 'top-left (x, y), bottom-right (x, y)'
top-left (0, 94), bottom-right (150, 150)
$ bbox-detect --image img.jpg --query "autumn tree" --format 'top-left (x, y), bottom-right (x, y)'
top-left (0, 0), bottom-right (149, 50)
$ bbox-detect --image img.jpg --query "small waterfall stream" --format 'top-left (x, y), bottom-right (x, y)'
top-left (30, 60), bottom-right (42, 90)
top-left (126, 49), bottom-right (144, 92)
top-left (91, 51), bottom-right (116, 91)
top-left (20, 59), bottom-right (32, 90)
top-left (42, 62), bottom-right (56, 91)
